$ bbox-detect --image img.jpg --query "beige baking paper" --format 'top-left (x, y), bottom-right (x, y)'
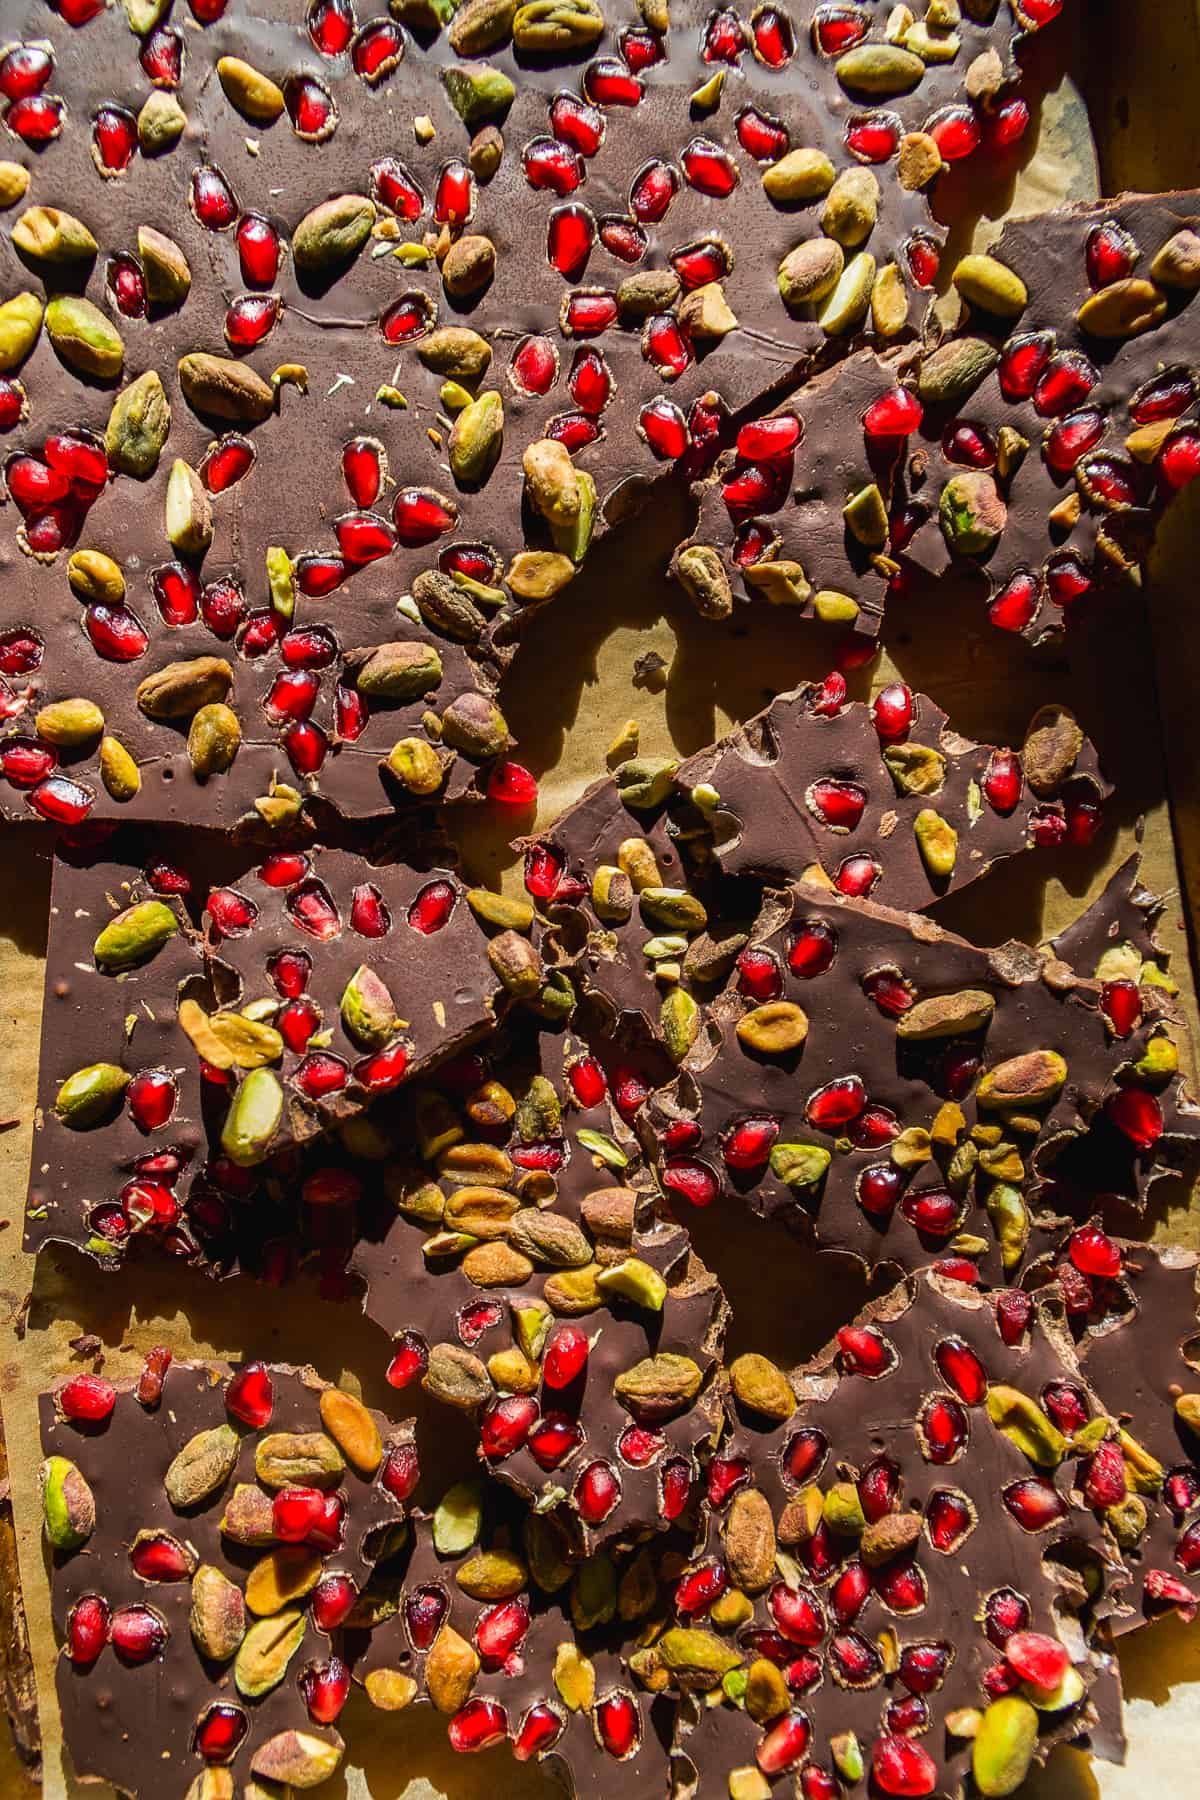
top-left (3, 4), bottom-right (1200, 1794)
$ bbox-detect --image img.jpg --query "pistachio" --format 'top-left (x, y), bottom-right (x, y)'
top-left (293, 194), bottom-right (376, 274)
top-left (898, 130), bottom-right (943, 190)
top-left (509, 1209), bottom-right (592, 1268)
top-left (443, 233), bottom-right (496, 298)
top-left (1174, 1393), bottom-right (1200, 1433)
top-left (1022, 703), bottom-right (1083, 794)
top-left (101, 369), bottom-right (170, 478)
top-left (484, 930), bottom-right (539, 999)
top-left (45, 295), bottom-right (123, 380)
top-left (68, 548), bottom-right (126, 606)
top-left (513, 0), bottom-right (605, 51)
top-left (419, 326), bottom-right (493, 381)
top-left (467, 888), bottom-right (534, 934)
top-left (187, 703), bottom-right (240, 777)
top-left (777, 236), bottom-right (844, 309)
top-left (138, 90), bottom-right (187, 153)
top-left (457, 1548), bottom-right (528, 1600)
top-left (386, 737), bottom-right (446, 795)
top-left (317, 1386), bottom-right (383, 1476)
top-left (137, 226), bottom-right (191, 309)
top-left (1151, 229), bottom-right (1200, 291)
top-left (821, 167), bottom-right (880, 247)
top-left (972, 1696), bottom-right (1039, 1797)
top-left (220, 1068), bottom-right (284, 1167)
top-left (616, 757), bottom-right (678, 812)
top-left (450, 0), bottom-right (519, 51)
top-left (871, 261), bottom-right (909, 337)
top-left (941, 469), bottom-right (1006, 555)
top-left (729, 1353), bottom-right (794, 1422)
top-left (861, 1510), bottom-right (922, 1566)
top-left (836, 42), bottom-right (925, 96)
top-left (895, 990), bottom-right (994, 1043)
top-left (93, 898), bottom-right (177, 973)
top-left (736, 1001), bottom-right (809, 1054)
top-left (880, 745), bottom-right (946, 803)
top-left (165, 1424), bottom-right (240, 1509)
top-left (524, 437), bottom-right (582, 526)
top-left (178, 352), bottom-right (275, 423)
top-left (763, 147), bottom-right (835, 202)
top-left (818, 251), bottom-right (876, 334)
top-left (467, 1243), bottom-right (533, 1287)
top-left (163, 457), bottom-right (212, 556)
top-left (139, 656), bottom-right (236, 728)
top-left (0, 163), bottom-right (29, 209)
top-left (250, 1729), bottom-right (344, 1788)
top-left (824, 1480), bottom-right (867, 1535)
top-left (40, 1456), bottom-right (95, 1550)
top-left (918, 335), bottom-right (1000, 409)
top-left (98, 735), bottom-right (140, 802)
top-left (442, 64), bottom-right (515, 127)
top-left (255, 1431), bottom-right (345, 1490)
top-left (678, 282), bottom-right (738, 340)
top-left (674, 543), bottom-right (733, 619)
top-left (246, 1547), bottom-right (323, 1616)
top-left (0, 292), bottom-right (42, 372)
top-left (978, 1049), bottom-right (1067, 1109)
top-left (657, 985), bottom-right (697, 1061)
top-left (338, 965), bottom-right (399, 1051)
top-left (13, 206), bottom-right (97, 264)
top-left (1106, 1492), bottom-right (1148, 1548)
top-left (985, 1385), bottom-right (1066, 1467)
top-left (591, 863), bottom-right (634, 922)
top-left (506, 548), bottom-right (577, 599)
top-left (769, 1142), bottom-right (831, 1188)
top-left (433, 1480), bottom-right (485, 1554)
top-left (618, 269), bottom-right (683, 320)
top-left (178, 1001), bottom-right (282, 1071)
top-left (426, 1622), bottom-right (480, 1712)
top-left (217, 54), bottom-right (286, 121)
top-left (190, 1565), bottom-right (246, 1661)
top-left (914, 807), bottom-right (957, 879)
top-left (812, 589), bottom-right (860, 623)
top-left (424, 1344), bottom-right (492, 1412)
top-left (615, 1353), bottom-right (703, 1421)
top-left (596, 1257), bottom-right (668, 1311)
top-left (348, 638), bottom-right (445, 701)
top-left (657, 1628), bottom-right (743, 1689)
top-left (54, 1061), bottom-right (130, 1129)
top-left (449, 389), bottom-right (504, 484)
top-left (544, 1263), bottom-right (602, 1314)
top-left (1076, 278), bottom-right (1167, 339)
top-left (365, 1668), bottom-right (418, 1710)
top-left (986, 1183), bottom-right (1028, 1272)
top-left (952, 253), bottom-right (1028, 319)
top-left (36, 698), bottom-right (104, 749)
top-left (554, 1640), bottom-right (597, 1711)
top-left (441, 691), bottom-right (510, 758)
top-left (844, 481), bottom-right (889, 547)
top-left (219, 1483), bottom-right (276, 1546)
top-left (724, 1488), bottom-right (776, 1593)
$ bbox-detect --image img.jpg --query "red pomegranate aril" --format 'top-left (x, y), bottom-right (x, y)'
top-left (107, 253), bottom-right (146, 318)
top-left (277, 999), bottom-right (316, 1052)
top-left (862, 969), bottom-right (913, 1020)
top-left (660, 1457), bottom-right (692, 1519)
top-left (933, 1337), bottom-right (987, 1405)
top-left (258, 851), bottom-right (309, 889)
top-left (661, 1158), bottom-right (720, 1209)
top-left (1044, 554), bottom-right (1091, 611)
top-left (86, 602), bottom-right (148, 663)
top-left (300, 1657), bottom-right (350, 1726)
top-left (925, 1488), bottom-right (974, 1552)
top-left (944, 419), bottom-right (996, 469)
top-left (568, 346), bottom-right (611, 417)
top-left (1004, 1478), bottom-right (1067, 1531)
top-left (564, 290), bottom-right (619, 336)
top-left (836, 1325), bottom-right (890, 1377)
top-left (225, 1363), bottom-right (274, 1428)
top-left (130, 1532), bottom-right (194, 1581)
top-left (835, 854), bottom-right (881, 897)
top-left (856, 1164), bottom-right (902, 1218)
top-left (753, 6), bottom-right (793, 64)
top-left (23, 769), bottom-right (88, 825)
top-left (458, 1299), bottom-right (503, 1349)
top-left (336, 510), bottom-right (396, 565)
top-left (919, 1393), bottom-right (969, 1463)
top-left (567, 1056), bottom-right (606, 1109)
top-left (846, 109), bottom-right (901, 162)
top-left (873, 1735), bottom-right (937, 1797)
top-left (757, 1712), bottom-right (811, 1777)
top-left (681, 136), bottom-right (738, 197)
top-left (767, 1581), bottom-right (824, 1646)
top-left (1177, 1523), bottom-right (1200, 1574)
top-left (984, 1587), bottom-right (1031, 1648)
top-left (404, 1585), bottom-right (448, 1651)
top-left (199, 576), bottom-right (245, 640)
top-left (286, 74), bottom-right (337, 139)
top-left (475, 1597), bottom-right (530, 1668)
top-left (1036, 352), bottom-right (1098, 417)
top-left (380, 294), bottom-right (434, 344)
top-left (6, 456), bottom-right (69, 514)
top-left (527, 1410), bottom-right (582, 1470)
top-left (7, 93), bottom-right (64, 143)
top-left (645, 312), bottom-right (693, 378)
top-left (191, 165), bottom-right (237, 230)
top-left (988, 95), bottom-right (1030, 149)
top-left (449, 1697), bottom-right (510, 1755)
top-left (1044, 407), bottom-right (1106, 476)
top-left (67, 1594), bottom-right (109, 1666)
top-left (59, 1373), bottom-right (116, 1423)
top-left (979, 747), bottom-right (1023, 814)
top-left (351, 18), bottom-right (404, 82)
top-left (928, 103), bottom-right (981, 162)
top-left (829, 1629), bottom-right (882, 1686)
top-left (380, 1439), bottom-right (419, 1504)
top-left (1082, 1437), bottom-right (1127, 1510)
top-left (813, 5), bottom-right (869, 53)
top-left (1005, 1630), bottom-right (1070, 1691)
top-left (723, 1115), bottom-right (780, 1170)
top-left (1069, 1223), bottom-right (1122, 1279)
top-left (547, 203), bottom-right (594, 280)
top-left (736, 946), bottom-right (783, 1002)
top-left (264, 671), bottom-right (318, 727)
top-left (480, 1394), bottom-right (539, 1461)
top-left (338, 438), bottom-right (382, 509)
top-left (901, 1188), bottom-right (962, 1239)
top-left (550, 90), bottom-right (604, 155)
top-left (209, 889), bottom-right (258, 941)
top-left (788, 920), bottom-right (836, 977)
top-left (809, 777), bottom-right (866, 831)
top-left (393, 488), bottom-right (457, 547)
top-left (511, 335), bottom-right (558, 396)
top-left (1159, 431), bottom-right (1200, 492)
top-left (307, 0), bottom-right (355, 50)
top-left (286, 879), bottom-right (340, 941)
top-left (736, 418), bottom-right (800, 467)
top-left (576, 1460), bottom-right (621, 1523)
top-left (675, 1560), bottom-right (727, 1619)
top-left (619, 1423), bottom-right (665, 1468)
top-left (111, 1604), bottom-right (167, 1664)
top-left (0, 737), bottom-right (55, 789)
top-left (92, 104), bottom-right (137, 174)
top-left (805, 1075), bottom-right (866, 1131)
top-left (514, 1702), bottom-right (564, 1761)
top-left (630, 159), bottom-right (678, 224)
top-left (233, 214), bottom-right (280, 287)
top-left (408, 879), bottom-right (457, 934)
top-left (523, 135), bottom-right (582, 198)
top-left (1098, 977), bottom-right (1141, 1039)
top-left (584, 57), bottom-right (643, 106)
top-left (619, 22), bottom-right (663, 69)
top-left (0, 378), bottom-right (25, 432)
top-left (595, 1691), bottom-right (640, 1760)
top-left (1132, 369), bottom-right (1196, 425)
top-left (1106, 1086), bottom-right (1163, 1150)
top-left (193, 1702), bottom-right (248, 1763)
top-left (312, 1573), bottom-right (357, 1632)
top-left (1086, 220), bottom-right (1139, 288)
top-left (640, 397), bottom-right (688, 460)
top-left (901, 233), bottom-right (939, 288)
top-left (200, 434), bottom-right (254, 494)
top-left (0, 45), bottom-right (53, 100)
top-left (543, 1324), bottom-right (589, 1390)
top-left (137, 23), bottom-right (183, 86)
top-left (1146, 1569), bottom-right (1199, 1610)
top-left (226, 293), bottom-right (281, 349)
top-left (149, 562), bottom-right (199, 628)
top-left (127, 1070), bottom-right (176, 1132)
top-left (704, 7), bottom-right (746, 61)
top-left (989, 570), bottom-right (1040, 633)
top-left (1166, 1469), bottom-right (1200, 1514)
top-left (825, 1562), bottom-right (869, 1627)
top-left (732, 105), bottom-right (788, 165)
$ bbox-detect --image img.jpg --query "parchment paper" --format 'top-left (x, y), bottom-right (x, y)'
top-left (3, 5), bottom-right (1200, 1794)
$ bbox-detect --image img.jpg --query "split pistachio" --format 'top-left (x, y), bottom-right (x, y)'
top-left (165, 458), bottom-right (213, 555)
top-left (40, 1456), bottom-right (95, 1549)
top-left (250, 1729), bottom-right (344, 1788)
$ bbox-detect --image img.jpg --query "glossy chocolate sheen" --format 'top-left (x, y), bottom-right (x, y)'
top-left (648, 871), bottom-right (1200, 1280)
top-left (674, 1270), bottom-right (1127, 1798)
top-left (677, 679), bottom-right (1109, 905)
top-left (0, 0), bottom-right (1067, 825)
top-left (41, 1360), bottom-right (407, 1799)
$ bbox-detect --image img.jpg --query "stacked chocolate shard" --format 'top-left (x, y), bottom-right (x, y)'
top-left (11, 0), bottom-right (1200, 1794)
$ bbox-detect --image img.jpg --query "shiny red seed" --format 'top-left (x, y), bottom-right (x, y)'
top-left (130, 1532), bottom-right (193, 1581)
top-left (475, 1597), bottom-right (530, 1667)
top-left (630, 159), bottom-right (678, 224)
top-left (682, 137), bottom-right (738, 197)
top-left (738, 415), bottom-right (802, 463)
top-left (925, 1488), bottom-right (973, 1552)
top-left (405, 1585), bottom-right (448, 1650)
top-left (286, 73), bottom-right (336, 138)
top-left (543, 1324), bottom-right (589, 1389)
top-left (584, 58), bottom-right (643, 106)
top-left (59, 1373), bottom-right (116, 1423)
top-left (480, 1394), bottom-right (539, 1460)
top-left (309, 0), bottom-right (355, 54)
top-left (191, 165), bottom-right (237, 229)
top-left (110, 1604), bottom-right (167, 1664)
top-left (837, 1324), bottom-right (890, 1376)
top-left (927, 104), bottom-right (980, 161)
top-left (1105, 1086), bottom-right (1162, 1150)
top-left (0, 378), bottom-right (25, 431)
top-left (806, 1075), bottom-right (866, 1131)
top-left (1165, 1469), bottom-right (1200, 1514)
top-left (1177, 1524), bottom-right (1200, 1574)
top-left (944, 419), bottom-right (996, 468)
top-left (276, 998), bottom-right (317, 1054)
top-left (295, 555), bottom-right (348, 599)
top-left (547, 204), bottom-right (594, 279)
top-left (829, 1629), bottom-right (882, 1686)
top-left (660, 1456), bottom-right (692, 1519)
top-left (295, 1051), bottom-right (347, 1098)
top-left (788, 919), bottom-right (836, 977)
top-left (200, 435), bottom-right (255, 494)
top-left (526, 1410), bottom-right (582, 1470)
top-left (393, 488), bottom-right (457, 546)
top-left (813, 5), bottom-right (869, 53)
top-left (1099, 977), bottom-right (1141, 1038)
top-left (28, 775), bottom-right (93, 824)
top-left (312, 1573), bottom-right (357, 1631)
top-left (550, 91), bottom-right (604, 155)
top-left (1159, 431), bottom-right (1200, 492)
top-left (1086, 220), bottom-right (1139, 288)
top-left (67, 1594), bottom-right (109, 1666)
top-left (149, 562), bottom-right (198, 628)
top-left (703, 7), bottom-right (746, 62)
top-left (620, 23), bottom-right (663, 69)
top-left (856, 1164), bottom-right (903, 1217)
top-left (1069, 1223), bottom-right (1121, 1278)
top-left (861, 969), bottom-right (912, 1020)
top-left (523, 135), bottom-right (582, 197)
top-left (753, 6), bottom-right (793, 66)
top-left (644, 313), bottom-right (692, 380)
top-left (901, 1187), bottom-right (962, 1238)
top-left (808, 777), bottom-right (866, 831)
top-left (226, 1362), bottom-right (273, 1427)
top-left (988, 570), bottom-right (1039, 634)
top-left (286, 879), bottom-right (340, 941)
top-left (619, 1423), bottom-right (664, 1466)
top-left (723, 1115), bottom-right (780, 1170)
top-left (300, 1657), bottom-right (350, 1725)
top-left (225, 293), bottom-right (281, 349)
top-left (1035, 351), bottom-right (1098, 417)
top-left (567, 1057), bottom-right (606, 1108)
top-left (200, 577), bottom-right (245, 641)
top-left (576, 1460), bottom-right (621, 1524)
top-left (108, 253), bottom-right (146, 318)
top-left (757, 1712), bottom-right (811, 1777)
top-left (595, 1692), bottom-right (640, 1760)
top-left (511, 335), bottom-right (559, 396)
top-left (997, 330), bottom-right (1052, 402)
top-left (6, 456), bottom-right (69, 514)
top-left (351, 17), bottom-right (404, 82)
top-left (736, 105), bottom-right (789, 161)
top-left (0, 45), bottom-right (53, 100)
top-left (458, 1299), bottom-right (503, 1349)
top-left (234, 213), bottom-right (280, 286)
top-left (1004, 1478), bottom-right (1067, 1531)
top-left (92, 104), bottom-right (137, 173)
top-left (127, 1070), bottom-right (176, 1131)
top-left (194, 1702), bottom-right (248, 1762)
top-left (337, 510), bottom-right (396, 565)
top-left (380, 294), bottom-right (435, 345)
top-left (675, 1560), bottom-right (727, 1619)
top-left (598, 215), bottom-right (648, 262)
top-left (268, 948), bottom-right (311, 1000)
top-left (6, 93), bottom-right (64, 143)
top-left (513, 1703), bottom-right (564, 1761)
top-left (834, 854), bottom-right (881, 897)
top-left (736, 946), bottom-right (783, 1002)
top-left (385, 1334), bottom-right (429, 1395)
top-left (873, 1736), bottom-right (937, 1797)
top-left (639, 397), bottom-right (689, 460)
top-left (408, 878), bottom-right (457, 933)
top-left (0, 737), bottom-right (55, 789)
top-left (919, 1393), bottom-right (969, 1462)
top-left (339, 438), bottom-right (382, 509)
top-left (934, 1337), bottom-right (987, 1405)
top-left (1083, 1438), bottom-right (1127, 1509)
top-left (85, 604), bottom-right (148, 662)
top-left (846, 110), bottom-right (901, 162)
top-left (1005, 1630), bottom-right (1070, 1690)
top-left (564, 290), bottom-right (619, 335)
top-left (905, 234), bottom-right (940, 287)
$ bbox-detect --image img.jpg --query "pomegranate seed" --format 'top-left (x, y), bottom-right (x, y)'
top-left (0, 379), bottom-right (26, 431)
top-left (808, 777), bottom-right (866, 831)
top-left (550, 91), bottom-right (604, 155)
top-left (6, 93), bottom-right (64, 143)
top-left (351, 18), bottom-right (404, 83)
top-left (830, 1561), bottom-right (871, 1624)
top-left (300, 1657), bottom-right (350, 1725)
top-left (639, 397), bottom-right (689, 460)
top-left (523, 135), bottom-right (582, 198)
top-left (568, 345), bottom-right (611, 416)
top-left (706, 1456), bottom-right (751, 1509)
top-left (393, 487), bottom-right (457, 547)
top-left (736, 104), bottom-right (788, 161)
top-left (863, 388), bottom-right (923, 438)
top-left (134, 1346), bottom-right (172, 1408)
top-left (92, 104), bottom-right (137, 174)
top-left (925, 1488), bottom-right (974, 1552)
top-left (984, 1588), bottom-right (1030, 1647)
top-left (1006, 1630), bottom-right (1070, 1690)
top-left (207, 887), bottom-right (257, 937)
top-left (380, 1439), bottom-right (419, 1502)
top-left (563, 290), bottom-right (619, 336)
top-left (457, 1299), bottom-right (503, 1350)
top-left (619, 1424), bottom-right (664, 1466)
top-left (630, 159), bottom-right (678, 224)
top-left (6, 457), bottom-right (69, 513)
top-left (872, 1736), bottom-right (937, 1797)
top-left (222, 1364), bottom-right (273, 1430)
top-left (408, 879), bottom-right (457, 933)
top-left (901, 1188), bottom-right (963, 1239)
top-left (480, 1394), bottom-right (539, 1461)
top-left (596, 1691), bottom-right (640, 1759)
top-left (527, 1411), bottom-right (583, 1470)
top-left (130, 1531), bottom-right (194, 1581)
top-left (927, 104), bottom-right (980, 162)
top-left (829, 1629), bottom-right (882, 1686)
top-left (510, 335), bottom-right (559, 396)
top-left (575, 1460), bottom-right (621, 1524)
top-left (704, 8), bottom-right (746, 62)
top-left (737, 947), bottom-right (784, 1001)
top-left (681, 137), bottom-right (738, 197)
top-left (805, 1075), bottom-right (866, 1131)
top-left (675, 1560), bottom-right (727, 1619)
top-left (543, 1325), bottom-right (589, 1390)
top-left (723, 1115), bottom-right (780, 1170)
top-left (474, 1597), bottom-right (530, 1668)
top-left (1132, 368), bottom-right (1196, 424)
top-left (286, 880), bottom-right (340, 942)
top-left (547, 204), bottom-right (595, 280)
top-left (67, 1594), bottom-right (109, 1666)
top-left (567, 1057), bottom-right (606, 1108)
top-left (1086, 220), bottom-right (1139, 287)
top-left (139, 24), bottom-right (182, 85)
top-left (108, 253), bottom-right (147, 318)
top-left (275, 997), bottom-right (317, 1052)
top-left (836, 1325), bottom-right (890, 1376)
top-left (308, 0), bottom-right (354, 53)
top-left (286, 73), bottom-right (337, 139)
top-left (856, 1164), bottom-right (902, 1217)
top-left (233, 214), bottom-right (280, 287)
top-left (1160, 431), bottom-right (1200, 492)
top-left (312, 1573), bottom-right (357, 1633)
top-left (28, 776), bottom-right (93, 824)
top-left (1036, 352), bottom-right (1098, 417)
top-left (861, 969), bottom-right (913, 1019)
top-left (513, 1703), bottom-right (564, 1761)
top-left (0, 737), bottom-right (55, 789)
top-left (988, 570), bottom-right (1039, 634)
top-left (1003, 1478), bottom-right (1067, 1531)
top-left (449, 1698), bottom-right (508, 1753)
top-left (987, 96), bottom-right (1030, 149)
top-left (584, 57), bottom-right (643, 106)
top-left (752, 6), bottom-right (793, 64)
top-left (660, 1457), bottom-right (692, 1519)
top-left (788, 920), bottom-right (836, 977)
top-left (225, 293), bottom-right (281, 349)
top-left (757, 1712), bottom-right (811, 1777)
top-left (59, 1373), bottom-right (116, 1423)
top-left (1176, 1524), bottom-right (1200, 1573)
top-left (380, 293), bottom-right (435, 345)
top-left (1146, 1569), bottom-right (1198, 1612)
top-left (662, 1157), bottom-right (720, 1209)
top-left (918, 1394), bottom-right (969, 1463)
top-left (126, 1071), bottom-right (176, 1132)
top-left (933, 1337), bottom-right (987, 1405)
top-left (813, 5), bottom-right (869, 54)
top-left (191, 165), bottom-right (237, 230)
top-left (404, 1585), bottom-right (448, 1650)
top-left (0, 45), bottom-right (52, 100)
top-left (1082, 1438), bottom-right (1127, 1509)
top-left (1106, 1086), bottom-right (1162, 1150)
top-left (1069, 1223), bottom-right (1121, 1279)
top-left (644, 313), bottom-right (692, 379)
top-left (110, 1604), bottom-right (167, 1664)
top-left (200, 434), bottom-right (254, 494)
top-left (194, 1702), bottom-right (248, 1762)
top-left (846, 110), bottom-right (901, 162)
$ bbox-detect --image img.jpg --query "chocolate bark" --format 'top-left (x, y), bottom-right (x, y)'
top-left (648, 872), bottom-right (1200, 1282)
top-left (40, 1359), bottom-right (409, 1799)
top-left (669, 1271), bottom-right (1127, 1799)
top-left (0, 0), bottom-right (1071, 825)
